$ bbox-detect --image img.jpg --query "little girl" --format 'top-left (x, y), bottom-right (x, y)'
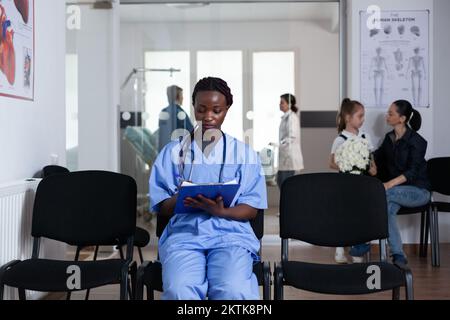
top-left (329, 98), bottom-right (377, 264)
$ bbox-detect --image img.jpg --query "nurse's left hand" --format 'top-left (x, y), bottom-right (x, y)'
top-left (184, 194), bottom-right (225, 216)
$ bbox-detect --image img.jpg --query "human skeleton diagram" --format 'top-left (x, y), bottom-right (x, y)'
top-left (393, 49), bottom-right (404, 71)
top-left (369, 47), bottom-right (389, 107)
top-left (406, 47), bottom-right (426, 107)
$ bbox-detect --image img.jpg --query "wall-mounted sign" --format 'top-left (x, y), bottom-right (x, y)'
top-left (360, 10), bottom-right (429, 108)
top-left (0, 0), bottom-right (34, 101)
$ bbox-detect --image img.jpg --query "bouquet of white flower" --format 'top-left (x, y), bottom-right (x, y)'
top-left (334, 136), bottom-right (371, 175)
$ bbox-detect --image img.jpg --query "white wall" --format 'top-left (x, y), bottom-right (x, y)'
top-left (348, 0), bottom-right (450, 243)
top-left (69, 5), bottom-right (120, 172)
top-left (0, 1), bottom-right (66, 183)
top-left (120, 20), bottom-right (340, 113)
top-left (66, 5), bottom-right (120, 172)
top-left (433, 0), bottom-right (450, 158)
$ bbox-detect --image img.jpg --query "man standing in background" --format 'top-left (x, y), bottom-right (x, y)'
top-left (158, 85), bottom-right (194, 151)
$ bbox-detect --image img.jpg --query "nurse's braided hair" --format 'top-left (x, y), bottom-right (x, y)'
top-left (192, 77), bottom-right (233, 107)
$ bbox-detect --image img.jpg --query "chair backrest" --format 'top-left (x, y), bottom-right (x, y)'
top-left (42, 165), bottom-right (70, 178)
top-left (156, 209), bottom-right (264, 240)
top-left (280, 173), bottom-right (388, 247)
top-left (32, 171), bottom-right (137, 246)
top-left (428, 157), bottom-right (450, 196)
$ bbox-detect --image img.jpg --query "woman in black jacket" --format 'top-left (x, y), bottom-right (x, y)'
top-left (373, 100), bottom-right (431, 265)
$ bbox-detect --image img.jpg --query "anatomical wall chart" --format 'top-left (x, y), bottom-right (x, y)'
top-left (0, 0), bottom-right (34, 100)
top-left (360, 10), bottom-right (429, 108)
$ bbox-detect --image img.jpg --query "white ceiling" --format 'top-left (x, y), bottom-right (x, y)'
top-left (120, 2), bottom-right (338, 23)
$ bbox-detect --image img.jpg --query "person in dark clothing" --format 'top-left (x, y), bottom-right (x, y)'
top-left (373, 100), bottom-right (431, 266)
top-left (158, 85), bottom-right (194, 151)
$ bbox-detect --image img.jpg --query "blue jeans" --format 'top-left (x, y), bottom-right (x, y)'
top-left (386, 186), bottom-right (431, 257)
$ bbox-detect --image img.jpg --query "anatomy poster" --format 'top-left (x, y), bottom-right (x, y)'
top-left (360, 10), bottom-right (429, 108)
top-left (0, 0), bottom-right (34, 100)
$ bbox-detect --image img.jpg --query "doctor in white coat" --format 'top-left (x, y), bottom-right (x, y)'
top-left (272, 93), bottom-right (304, 190)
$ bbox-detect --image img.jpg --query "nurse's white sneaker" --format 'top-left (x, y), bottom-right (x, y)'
top-left (334, 247), bottom-right (348, 264)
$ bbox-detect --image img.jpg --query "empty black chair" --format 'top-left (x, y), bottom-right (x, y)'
top-left (0, 171), bottom-right (137, 300)
top-left (274, 173), bottom-right (413, 300)
top-left (427, 157), bottom-right (450, 267)
top-left (42, 166), bottom-right (150, 265)
top-left (41, 166), bottom-right (150, 300)
top-left (136, 209), bottom-right (271, 300)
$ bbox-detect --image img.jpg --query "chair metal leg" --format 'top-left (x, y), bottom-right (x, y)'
top-left (138, 247), bottom-right (144, 264)
top-left (262, 262), bottom-right (271, 301)
top-left (435, 210), bottom-right (440, 267)
top-left (431, 207), bottom-right (440, 267)
top-left (136, 274), bottom-right (144, 300)
top-left (419, 212), bottom-right (425, 257)
top-left (423, 210), bottom-right (430, 258)
top-left (273, 262), bottom-right (284, 300)
top-left (129, 261), bottom-right (137, 300)
top-left (118, 246), bottom-right (134, 298)
top-left (84, 245), bottom-right (100, 300)
top-left (147, 287), bottom-right (154, 300)
top-left (18, 288), bottom-right (26, 300)
top-left (404, 269), bottom-right (414, 300)
top-left (392, 287), bottom-right (400, 300)
top-left (120, 265), bottom-right (129, 300)
top-left (379, 239), bottom-right (387, 262)
top-left (118, 246), bottom-right (125, 260)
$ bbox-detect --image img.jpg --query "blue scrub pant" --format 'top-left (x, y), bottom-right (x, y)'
top-left (161, 246), bottom-right (259, 300)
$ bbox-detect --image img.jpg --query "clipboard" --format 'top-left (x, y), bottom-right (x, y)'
top-left (174, 180), bottom-right (241, 214)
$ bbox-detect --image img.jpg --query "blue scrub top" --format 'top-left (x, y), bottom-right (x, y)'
top-left (149, 132), bottom-right (268, 259)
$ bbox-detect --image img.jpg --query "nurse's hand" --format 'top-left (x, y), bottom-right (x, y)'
top-left (184, 194), bottom-right (225, 216)
top-left (160, 194), bottom-right (178, 217)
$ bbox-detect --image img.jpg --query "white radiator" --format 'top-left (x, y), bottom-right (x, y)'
top-left (0, 179), bottom-right (67, 300)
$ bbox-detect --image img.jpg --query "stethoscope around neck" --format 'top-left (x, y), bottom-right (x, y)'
top-left (177, 126), bottom-right (227, 185)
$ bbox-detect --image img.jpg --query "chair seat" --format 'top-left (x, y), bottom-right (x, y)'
top-left (433, 201), bottom-right (450, 213)
top-left (134, 227), bottom-right (150, 248)
top-left (142, 260), bottom-right (265, 292)
top-left (397, 203), bottom-right (430, 215)
top-left (3, 259), bottom-right (125, 292)
top-left (282, 261), bottom-right (405, 295)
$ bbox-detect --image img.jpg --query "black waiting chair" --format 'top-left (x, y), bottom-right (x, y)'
top-left (274, 173), bottom-right (413, 300)
top-left (0, 171), bottom-right (137, 300)
top-left (135, 209), bottom-right (271, 300)
top-left (42, 165), bottom-right (150, 299)
top-left (427, 157), bottom-right (450, 267)
top-left (43, 165), bottom-right (151, 263)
